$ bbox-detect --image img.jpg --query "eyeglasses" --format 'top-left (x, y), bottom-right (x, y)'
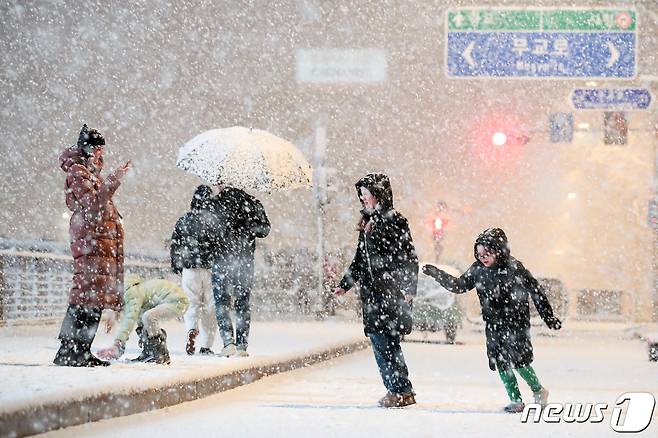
top-left (477, 250), bottom-right (495, 260)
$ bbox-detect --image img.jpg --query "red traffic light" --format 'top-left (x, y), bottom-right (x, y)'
top-left (492, 131), bottom-right (507, 146)
top-left (471, 110), bottom-right (529, 169)
top-left (432, 215), bottom-right (447, 240)
top-left (434, 216), bottom-right (444, 232)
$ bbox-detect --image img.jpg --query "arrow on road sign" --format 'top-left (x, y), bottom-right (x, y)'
top-left (452, 12), bottom-right (465, 28)
top-left (606, 42), bottom-right (620, 67)
top-left (462, 42), bottom-right (475, 67)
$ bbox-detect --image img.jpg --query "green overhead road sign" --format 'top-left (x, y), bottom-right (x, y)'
top-left (446, 7), bottom-right (637, 78)
top-left (447, 10), bottom-right (539, 31)
top-left (448, 8), bottom-right (636, 31)
top-left (543, 9), bottom-right (636, 31)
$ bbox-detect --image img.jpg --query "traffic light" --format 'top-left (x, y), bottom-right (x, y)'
top-left (549, 112), bottom-right (574, 143)
top-left (603, 111), bottom-right (628, 145)
top-left (472, 111), bottom-right (528, 168)
top-left (425, 202), bottom-right (448, 241)
top-left (491, 131), bottom-right (507, 146)
top-left (490, 131), bottom-right (530, 147)
top-left (433, 216), bottom-right (445, 240)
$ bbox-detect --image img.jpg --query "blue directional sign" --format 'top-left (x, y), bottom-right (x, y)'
top-left (571, 88), bottom-right (652, 110)
top-left (445, 8), bottom-right (637, 78)
top-left (446, 32), bottom-right (636, 78)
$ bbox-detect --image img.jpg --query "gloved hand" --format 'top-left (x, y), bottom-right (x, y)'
top-left (488, 357), bottom-right (497, 371)
top-left (544, 315), bottom-right (562, 330)
top-left (422, 264), bottom-right (441, 279)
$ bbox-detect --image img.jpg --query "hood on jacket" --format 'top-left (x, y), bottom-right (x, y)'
top-left (59, 146), bottom-right (88, 173)
top-left (355, 173), bottom-right (394, 211)
top-left (474, 228), bottom-right (510, 265)
top-left (191, 185), bottom-right (212, 211)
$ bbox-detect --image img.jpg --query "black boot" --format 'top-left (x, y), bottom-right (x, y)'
top-left (54, 339), bottom-right (109, 367)
top-left (143, 329), bottom-right (170, 365)
top-left (131, 324), bottom-right (151, 362)
top-left (77, 343), bottom-right (111, 367)
top-left (135, 324), bottom-right (145, 349)
top-left (53, 339), bottom-right (77, 366)
top-left (54, 305), bottom-right (108, 367)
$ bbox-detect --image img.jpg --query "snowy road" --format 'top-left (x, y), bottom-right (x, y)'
top-left (40, 329), bottom-right (658, 437)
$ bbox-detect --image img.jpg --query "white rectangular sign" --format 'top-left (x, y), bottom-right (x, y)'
top-left (295, 48), bottom-right (388, 84)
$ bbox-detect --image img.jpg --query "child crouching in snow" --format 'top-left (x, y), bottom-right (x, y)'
top-left (422, 228), bottom-right (561, 413)
top-left (97, 275), bottom-right (189, 365)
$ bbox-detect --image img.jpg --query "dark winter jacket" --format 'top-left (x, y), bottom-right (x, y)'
top-left (424, 228), bottom-right (559, 371)
top-left (170, 186), bottom-right (224, 274)
top-left (339, 173), bottom-right (419, 336)
top-left (59, 146), bottom-right (124, 310)
top-left (209, 187), bottom-right (270, 261)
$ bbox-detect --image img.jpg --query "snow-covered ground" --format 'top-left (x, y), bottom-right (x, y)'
top-left (0, 319), bottom-right (364, 413)
top-left (37, 325), bottom-right (658, 437)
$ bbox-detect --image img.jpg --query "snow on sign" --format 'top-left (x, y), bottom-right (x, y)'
top-left (295, 48), bottom-right (388, 84)
top-left (571, 88), bottom-right (653, 111)
top-left (446, 8), bottom-right (637, 78)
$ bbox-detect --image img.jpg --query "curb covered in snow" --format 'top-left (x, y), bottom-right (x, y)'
top-left (0, 340), bottom-right (370, 438)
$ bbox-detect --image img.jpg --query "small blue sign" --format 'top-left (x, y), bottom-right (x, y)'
top-left (446, 32), bottom-right (636, 78)
top-left (571, 88), bottom-right (652, 110)
top-left (549, 113), bottom-right (574, 143)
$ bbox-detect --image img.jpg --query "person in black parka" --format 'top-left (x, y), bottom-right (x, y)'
top-left (335, 173), bottom-right (418, 408)
top-left (170, 185), bottom-right (222, 355)
top-left (209, 185), bottom-right (270, 357)
top-left (170, 185), bottom-right (218, 275)
top-left (423, 228), bottom-right (562, 413)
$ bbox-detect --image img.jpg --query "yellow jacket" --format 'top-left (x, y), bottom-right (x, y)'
top-left (115, 277), bottom-right (189, 344)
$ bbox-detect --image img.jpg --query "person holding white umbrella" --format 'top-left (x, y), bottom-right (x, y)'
top-left (209, 184), bottom-right (270, 357)
top-left (177, 126), bottom-right (311, 357)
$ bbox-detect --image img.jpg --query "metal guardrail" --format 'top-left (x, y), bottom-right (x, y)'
top-left (0, 241), bottom-right (347, 324)
top-left (0, 245), bottom-right (170, 324)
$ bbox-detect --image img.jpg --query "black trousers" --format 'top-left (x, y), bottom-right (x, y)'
top-left (211, 257), bottom-right (254, 350)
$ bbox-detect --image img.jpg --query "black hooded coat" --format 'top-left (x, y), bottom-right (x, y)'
top-left (339, 174), bottom-right (419, 336)
top-left (209, 187), bottom-right (270, 261)
top-left (425, 228), bottom-right (559, 371)
top-left (170, 186), bottom-right (223, 274)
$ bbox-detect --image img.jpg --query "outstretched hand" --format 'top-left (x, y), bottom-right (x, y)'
top-left (111, 160), bottom-right (132, 180)
top-left (422, 264), bottom-right (441, 279)
top-left (96, 344), bottom-right (120, 360)
top-left (545, 315), bottom-right (562, 330)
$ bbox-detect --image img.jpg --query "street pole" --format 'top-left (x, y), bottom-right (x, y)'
top-left (313, 115), bottom-right (328, 317)
top-left (644, 77), bottom-right (658, 322)
top-left (653, 120), bottom-right (658, 322)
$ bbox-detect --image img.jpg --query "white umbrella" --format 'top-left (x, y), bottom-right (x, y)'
top-left (177, 127), bottom-right (313, 191)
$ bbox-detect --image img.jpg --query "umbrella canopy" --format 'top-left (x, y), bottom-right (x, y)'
top-left (177, 127), bottom-right (313, 191)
